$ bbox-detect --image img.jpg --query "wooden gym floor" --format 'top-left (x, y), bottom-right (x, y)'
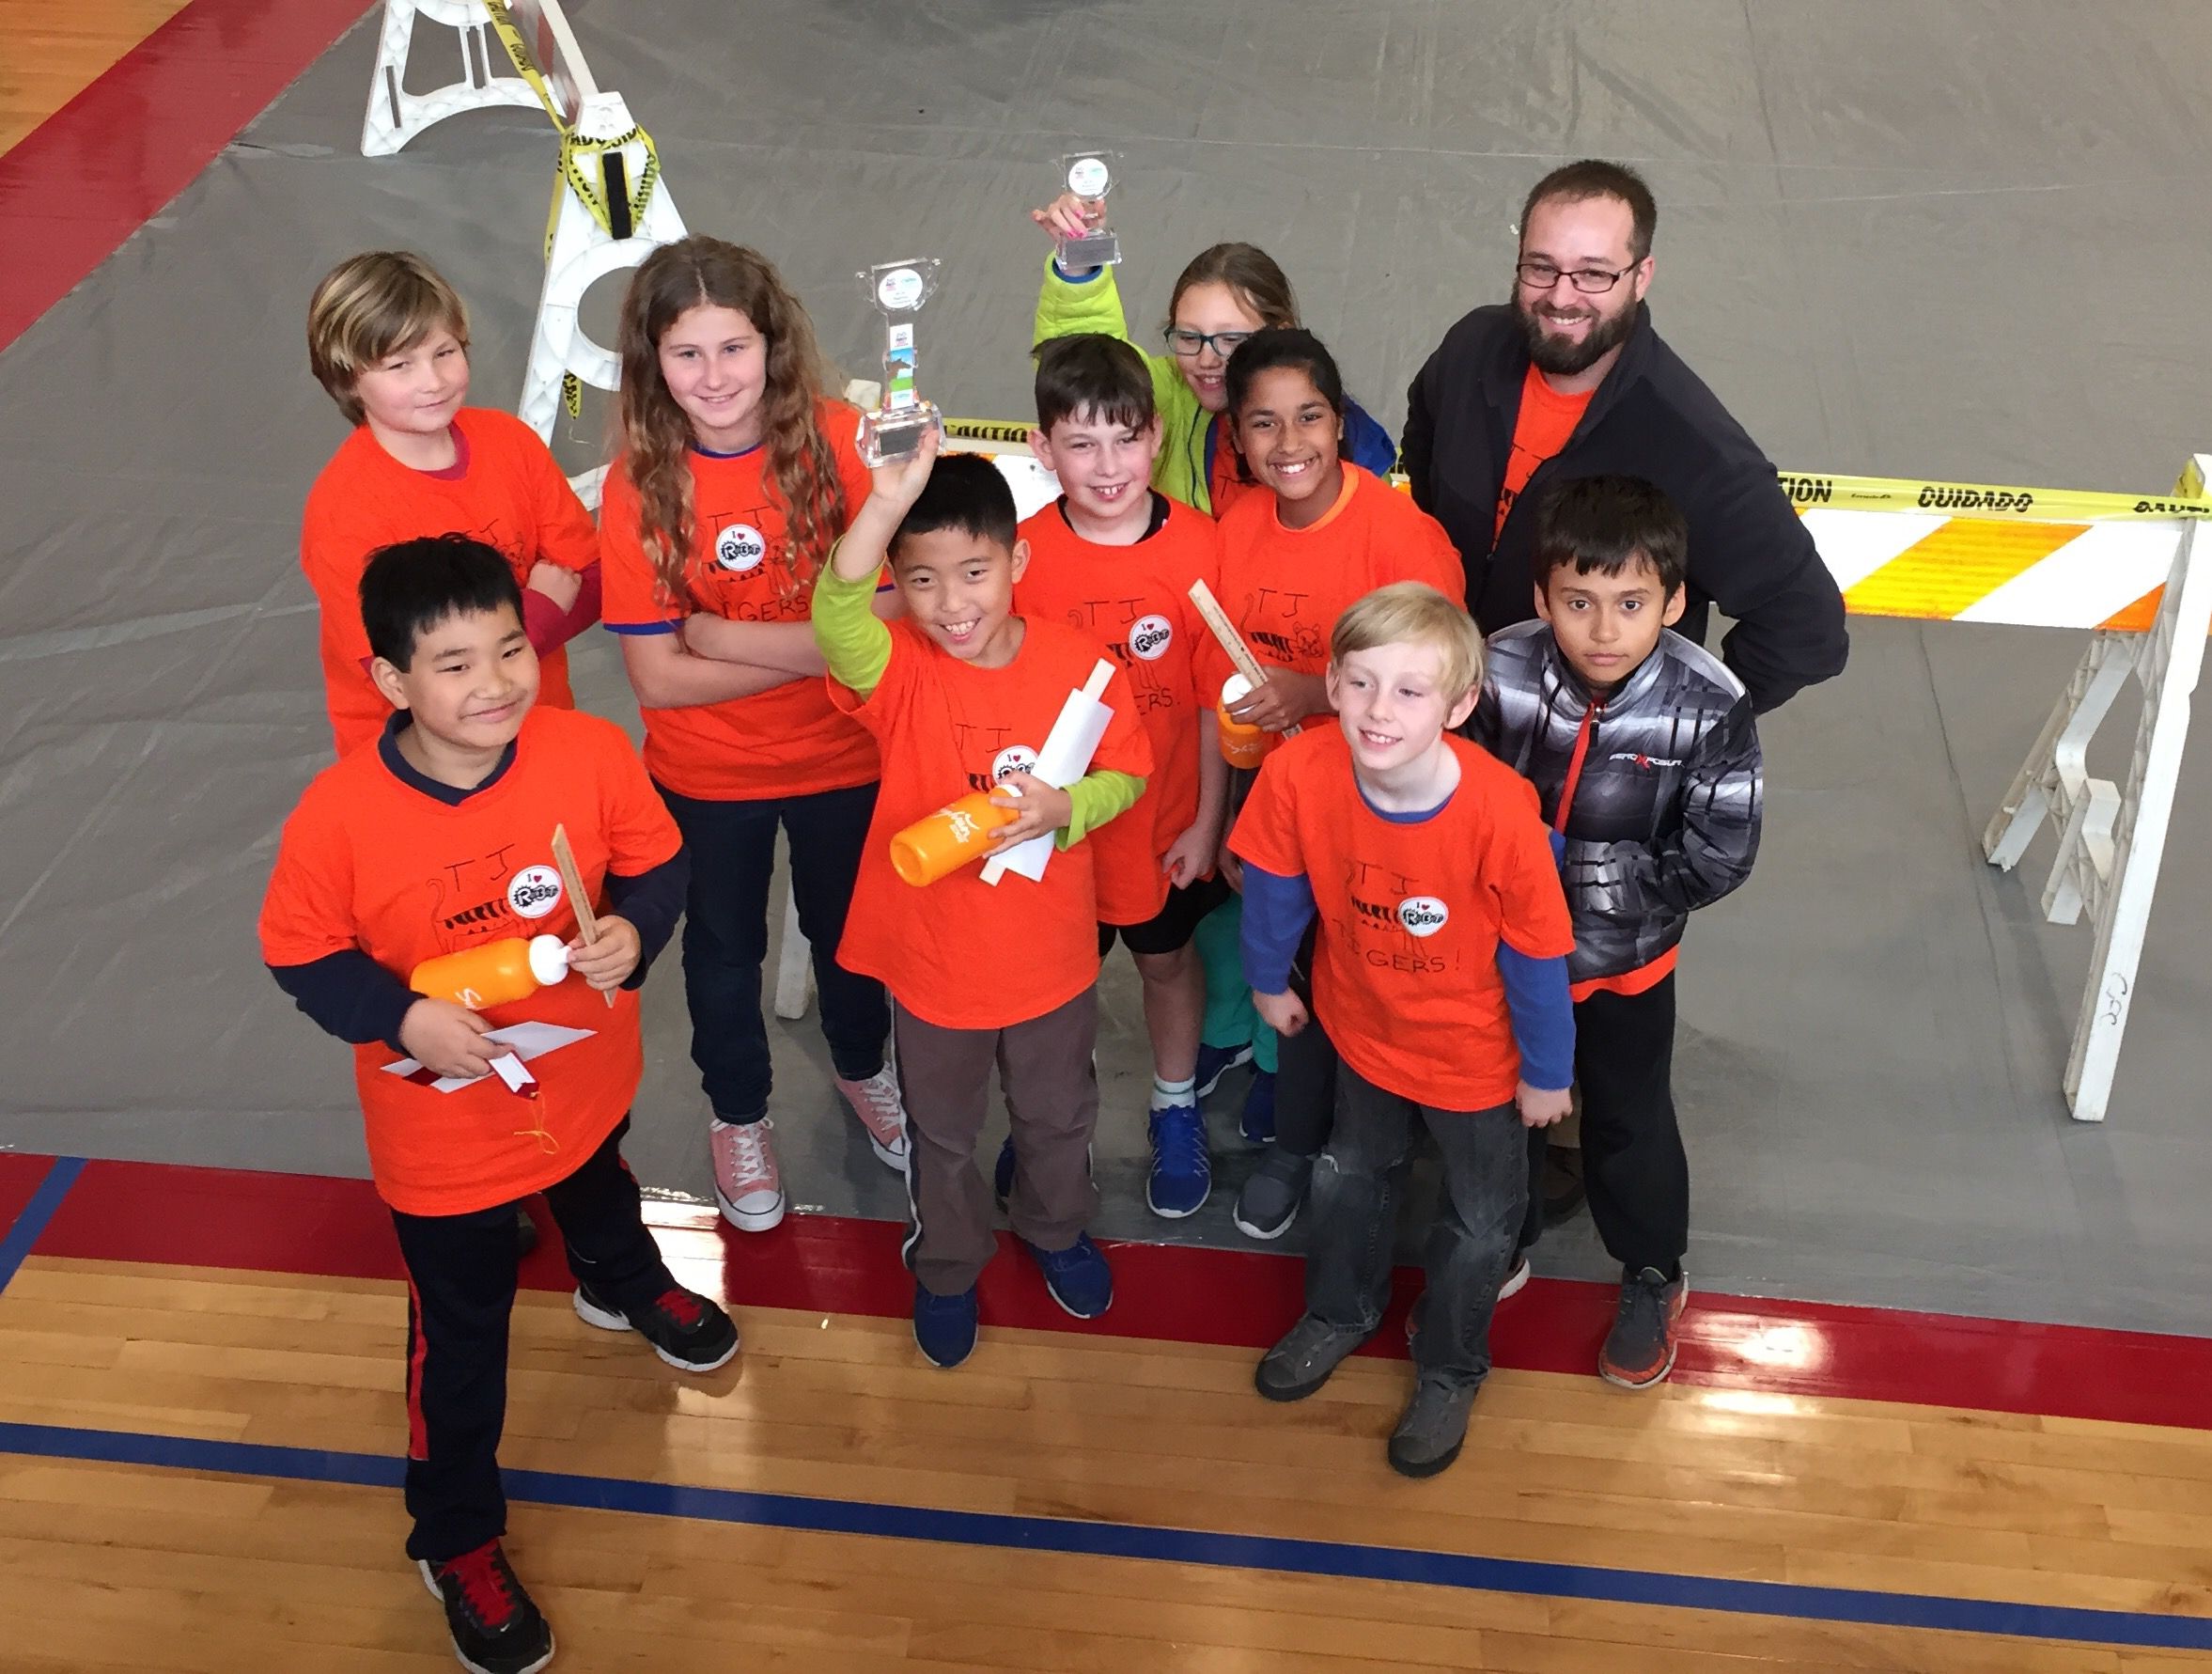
top-left (6, 5), bottom-right (2212, 1669)
top-left (2, 1151), bottom-right (2210, 1670)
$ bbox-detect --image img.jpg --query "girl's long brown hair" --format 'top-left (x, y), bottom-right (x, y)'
top-left (615, 238), bottom-right (846, 606)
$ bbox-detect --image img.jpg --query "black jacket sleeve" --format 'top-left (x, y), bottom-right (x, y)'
top-left (270, 950), bottom-right (418, 1054)
top-left (1690, 461), bottom-right (1850, 713)
top-left (1400, 350), bottom-right (1441, 514)
top-left (604, 846), bottom-right (690, 990)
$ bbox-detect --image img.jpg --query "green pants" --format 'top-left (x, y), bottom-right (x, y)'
top-left (1195, 896), bottom-right (1277, 1075)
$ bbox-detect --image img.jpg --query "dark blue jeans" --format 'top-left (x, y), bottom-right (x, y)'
top-left (657, 779), bottom-right (889, 1122)
top-left (1304, 1065), bottom-right (1526, 1392)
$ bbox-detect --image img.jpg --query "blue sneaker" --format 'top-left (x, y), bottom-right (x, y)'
top-left (1192, 1042), bottom-right (1254, 1100)
top-left (1239, 1069), bottom-right (1276, 1144)
top-left (912, 1282), bottom-right (979, 1369)
top-left (991, 1134), bottom-right (1016, 1207)
top-left (1022, 1232), bottom-right (1114, 1319)
top-left (1145, 1103), bottom-right (1211, 1218)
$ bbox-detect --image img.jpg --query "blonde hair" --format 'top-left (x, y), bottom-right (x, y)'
top-left (614, 237), bottom-right (845, 608)
top-left (1330, 583), bottom-right (1484, 699)
top-left (305, 252), bottom-right (469, 425)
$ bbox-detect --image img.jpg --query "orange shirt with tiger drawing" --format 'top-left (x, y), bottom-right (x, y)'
top-left (600, 398), bottom-right (880, 801)
top-left (1014, 493), bottom-right (1221, 925)
top-left (258, 707), bottom-right (680, 1216)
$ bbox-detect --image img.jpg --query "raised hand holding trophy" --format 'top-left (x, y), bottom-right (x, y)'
top-left (856, 258), bottom-right (945, 465)
top-left (1053, 150), bottom-right (1122, 272)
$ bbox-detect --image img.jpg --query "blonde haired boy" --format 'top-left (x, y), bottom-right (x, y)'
top-left (1228, 582), bottom-right (1577, 1477)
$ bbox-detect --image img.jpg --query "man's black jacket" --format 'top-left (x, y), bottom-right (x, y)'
top-left (1402, 303), bottom-right (1848, 712)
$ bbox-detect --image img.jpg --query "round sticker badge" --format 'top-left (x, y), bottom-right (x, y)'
top-left (507, 866), bottom-right (565, 919)
top-left (1396, 896), bottom-right (1450, 938)
top-left (714, 523), bottom-right (768, 572)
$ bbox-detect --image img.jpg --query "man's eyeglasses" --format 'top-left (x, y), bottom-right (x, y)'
top-left (1164, 327), bottom-right (1254, 359)
top-left (1515, 260), bottom-right (1638, 294)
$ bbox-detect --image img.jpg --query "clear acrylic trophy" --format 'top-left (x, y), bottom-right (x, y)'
top-left (856, 258), bottom-right (945, 465)
top-left (1054, 150), bottom-right (1122, 271)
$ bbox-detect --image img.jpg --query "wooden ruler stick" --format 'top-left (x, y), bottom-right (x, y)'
top-left (1188, 579), bottom-right (1301, 738)
top-left (551, 823), bottom-right (615, 1008)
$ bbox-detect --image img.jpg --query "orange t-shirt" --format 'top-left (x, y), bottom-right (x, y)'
top-left (301, 407), bottom-right (600, 758)
top-left (1230, 728), bottom-right (1575, 1110)
top-left (1494, 365), bottom-right (1594, 543)
top-left (600, 399), bottom-right (879, 802)
top-left (1014, 496), bottom-right (1222, 925)
top-left (1204, 465), bottom-right (1468, 728)
top-left (1206, 417), bottom-right (1261, 523)
top-left (257, 707), bottom-right (683, 1216)
top-left (832, 618), bottom-right (1154, 1030)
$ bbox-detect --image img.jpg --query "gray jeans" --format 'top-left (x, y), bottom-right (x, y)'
top-left (894, 988), bottom-right (1100, 1296)
top-left (1304, 1065), bottom-right (1527, 1390)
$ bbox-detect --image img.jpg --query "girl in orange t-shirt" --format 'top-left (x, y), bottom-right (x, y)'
top-left (1203, 327), bottom-right (1470, 1236)
top-left (600, 238), bottom-right (907, 1233)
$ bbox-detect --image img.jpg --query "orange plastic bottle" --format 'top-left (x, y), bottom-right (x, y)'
top-left (1217, 674), bottom-right (1280, 770)
top-left (889, 790), bottom-right (1020, 886)
top-left (410, 935), bottom-right (571, 1010)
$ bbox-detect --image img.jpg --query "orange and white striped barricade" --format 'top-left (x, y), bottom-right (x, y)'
top-left (1787, 461), bottom-right (2211, 1122)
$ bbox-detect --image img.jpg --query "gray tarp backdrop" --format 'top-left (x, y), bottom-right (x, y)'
top-left (2, 0), bottom-right (2208, 1330)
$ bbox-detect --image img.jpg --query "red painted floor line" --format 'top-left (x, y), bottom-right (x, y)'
top-left (0, 0), bottom-right (371, 350)
top-left (23, 1152), bottom-right (2212, 1431)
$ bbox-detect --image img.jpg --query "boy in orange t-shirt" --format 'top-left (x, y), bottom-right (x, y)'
top-left (259, 536), bottom-right (732, 1673)
top-left (1014, 336), bottom-right (1229, 1220)
top-left (812, 441), bottom-right (1152, 1370)
top-left (1228, 583), bottom-right (1575, 1479)
top-left (302, 252), bottom-right (601, 758)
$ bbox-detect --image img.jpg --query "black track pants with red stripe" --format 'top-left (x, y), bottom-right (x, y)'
top-left (390, 1115), bottom-right (672, 1561)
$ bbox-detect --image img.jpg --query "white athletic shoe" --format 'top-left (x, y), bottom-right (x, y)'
top-left (710, 1117), bottom-right (786, 1231)
top-left (835, 1065), bottom-right (910, 1168)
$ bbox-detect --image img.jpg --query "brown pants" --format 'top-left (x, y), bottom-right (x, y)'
top-left (894, 988), bottom-right (1101, 1296)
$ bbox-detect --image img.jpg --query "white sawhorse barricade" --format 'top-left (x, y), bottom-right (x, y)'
top-left (1978, 455), bottom-right (2212, 1121)
top-left (360, 0), bottom-right (686, 509)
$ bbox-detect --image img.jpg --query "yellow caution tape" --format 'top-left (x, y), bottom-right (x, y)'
top-left (1772, 471), bottom-right (2207, 522)
top-left (946, 415), bottom-right (2205, 524)
top-left (481, 0), bottom-right (663, 419)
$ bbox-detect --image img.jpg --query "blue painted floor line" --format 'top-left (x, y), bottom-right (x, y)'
top-left (1, 1418), bottom-right (2207, 1652)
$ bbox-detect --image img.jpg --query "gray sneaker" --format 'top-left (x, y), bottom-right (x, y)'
top-left (1233, 1149), bottom-right (1313, 1241)
top-left (1387, 1375), bottom-right (1479, 1478)
top-left (1254, 1314), bottom-right (1373, 1402)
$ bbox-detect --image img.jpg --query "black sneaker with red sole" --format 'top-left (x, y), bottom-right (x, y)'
top-left (418, 1540), bottom-right (554, 1674)
top-left (572, 1281), bottom-right (739, 1372)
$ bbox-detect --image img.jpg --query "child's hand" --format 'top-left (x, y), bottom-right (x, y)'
top-left (1217, 839), bottom-right (1244, 893)
top-left (865, 423), bottom-right (941, 512)
top-left (1254, 989), bottom-right (1308, 1037)
top-left (986, 774), bottom-right (1073, 852)
top-left (399, 998), bottom-right (501, 1081)
top-left (568, 915), bottom-right (642, 993)
top-left (525, 561), bottom-right (584, 613)
top-left (1030, 190), bottom-right (1100, 249)
top-left (1227, 669), bottom-right (1325, 734)
top-left (1516, 1081), bottom-right (1573, 1129)
top-left (1160, 821), bottom-right (1218, 889)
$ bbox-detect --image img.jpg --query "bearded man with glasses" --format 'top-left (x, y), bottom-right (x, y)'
top-left (1401, 159), bottom-right (1846, 715)
top-left (1400, 159), bottom-right (1847, 1260)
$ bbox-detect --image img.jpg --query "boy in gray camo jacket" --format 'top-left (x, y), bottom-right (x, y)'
top-left (1470, 474), bottom-right (1761, 1391)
